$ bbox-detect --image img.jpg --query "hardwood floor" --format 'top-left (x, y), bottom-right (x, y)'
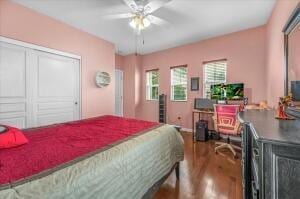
top-left (154, 133), bottom-right (243, 199)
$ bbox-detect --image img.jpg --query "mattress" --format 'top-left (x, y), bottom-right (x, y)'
top-left (0, 116), bottom-right (184, 199)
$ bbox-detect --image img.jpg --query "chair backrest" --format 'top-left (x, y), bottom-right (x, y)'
top-left (214, 104), bottom-right (240, 134)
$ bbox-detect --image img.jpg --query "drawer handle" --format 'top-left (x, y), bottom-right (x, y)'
top-left (253, 148), bottom-right (259, 157)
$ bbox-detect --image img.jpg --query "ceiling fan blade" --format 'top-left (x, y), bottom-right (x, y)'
top-left (123, 0), bottom-right (138, 12)
top-left (144, 0), bottom-right (172, 14)
top-left (147, 15), bottom-right (170, 26)
top-left (102, 13), bottom-right (134, 19)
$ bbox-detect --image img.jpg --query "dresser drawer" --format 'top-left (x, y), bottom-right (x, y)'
top-left (251, 135), bottom-right (260, 176)
top-left (251, 158), bottom-right (259, 188)
top-left (252, 180), bottom-right (259, 199)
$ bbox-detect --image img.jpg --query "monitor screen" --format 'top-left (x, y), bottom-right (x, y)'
top-left (226, 83), bottom-right (244, 100)
top-left (210, 84), bottom-right (226, 100)
top-left (210, 83), bottom-right (244, 100)
top-left (291, 81), bottom-right (300, 101)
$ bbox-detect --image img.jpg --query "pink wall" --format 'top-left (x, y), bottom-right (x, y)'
top-left (265, 0), bottom-right (299, 107)
top-left (0, 0), bottom-right (116, 118)
top-left (122, 55), bottom-right (136, 118)
top-left (115, 54), bottom-right (143, 118)
top-left (133, 26), bottom-right (267, 129)
top-left (116, 1), bottom-right (300, 130)
top-left (12, 0), bottom-right (295, 127)
top-left (115, 54), bottom-right (124, 69)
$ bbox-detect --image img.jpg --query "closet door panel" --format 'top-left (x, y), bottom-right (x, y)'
top-left (0, 117), bottom-right (26, 129)
top-left (0, 46), bottom-right (26, 97)
top-left (0, 41), bottom-right (80, 128)
top-left (0, 42), bottom-right (31, 128)
top-left (32, 51), bottom-right (80, 127)
top-left (37, 55), bottom-right (75, 98)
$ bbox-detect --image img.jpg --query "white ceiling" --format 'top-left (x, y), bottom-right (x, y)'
top-left (13, 0), bottom-right (276, 55)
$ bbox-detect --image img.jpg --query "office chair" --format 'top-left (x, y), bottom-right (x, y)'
top-left (213, 104), bottom-right (242, 158)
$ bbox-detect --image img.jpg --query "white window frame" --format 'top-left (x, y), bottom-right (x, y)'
top-left (171, 67), bottom-right (188, 102)
top-left (146, 70), bottom-right (159, 101)
top-left (203, 61), bottom-right (227, 99)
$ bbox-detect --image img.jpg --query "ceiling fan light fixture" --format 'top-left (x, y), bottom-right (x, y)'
top-left (143, 18), bottom-right (151, 28)
top-left (129, 16), bottom-right (151, 30)
top-left (129, 18), bottom-right (137, 29)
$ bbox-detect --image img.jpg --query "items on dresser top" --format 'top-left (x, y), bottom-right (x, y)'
top-left (276, 94), bottom-right (295, 120)
top-left (245, 100), bottom-right (271, 110)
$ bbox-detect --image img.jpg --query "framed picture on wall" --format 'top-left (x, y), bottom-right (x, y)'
top-left (191, 77), bottom-right (199, 91)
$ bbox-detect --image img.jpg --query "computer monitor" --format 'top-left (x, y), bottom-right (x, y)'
top-left (226, 83), bottom-right (244, 100)
top-left (210, 84), bottom-right (225, 100)
top-left (194, 98), bottom-right (217, 111)
top-left (291, 81), bottom-right (300, 101)
top-left (210, 83), bottom-right (244, 100)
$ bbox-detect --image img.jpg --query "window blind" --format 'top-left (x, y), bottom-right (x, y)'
top-left (146, 70), bottom-right (159, 100)
top-left (204, 61), bottom-right (227, 98)
top-left (171, 67), bottom-right (187, 101)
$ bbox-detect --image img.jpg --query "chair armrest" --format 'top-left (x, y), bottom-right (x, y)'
top-left (234, 119), bottom-right (242, 134)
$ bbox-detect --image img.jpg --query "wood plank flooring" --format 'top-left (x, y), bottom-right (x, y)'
top-left (154, 133), bottom-right (243, 199)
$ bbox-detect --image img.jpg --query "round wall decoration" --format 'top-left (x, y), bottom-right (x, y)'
top-left (95, 71), bottom-right (111, 88)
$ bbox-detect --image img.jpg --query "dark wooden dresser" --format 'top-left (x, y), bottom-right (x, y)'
top-left (239, 110), bottom-right (300, 199)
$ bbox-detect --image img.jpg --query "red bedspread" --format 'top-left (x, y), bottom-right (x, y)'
top-left (0, 115), bottom-right (159, 186)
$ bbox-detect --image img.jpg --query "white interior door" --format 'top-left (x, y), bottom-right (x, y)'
top-left (31, 50), bottom-right (80, 127)
top-left (0, 42), bottom-right (32, 128)
top-left (115, 69), bottom-right (123, 116)
top-left (0, 41), bottom-right (81, 129)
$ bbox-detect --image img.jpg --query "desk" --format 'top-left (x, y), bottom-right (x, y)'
top-left (192, 110), bottom-right (214, 141)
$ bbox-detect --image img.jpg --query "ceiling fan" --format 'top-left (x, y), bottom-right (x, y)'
top-left (105, 0), bottom-right (172, 34)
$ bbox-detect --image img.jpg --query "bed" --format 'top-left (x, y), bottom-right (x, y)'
top-left (0, 115), bottom-right (184, 199)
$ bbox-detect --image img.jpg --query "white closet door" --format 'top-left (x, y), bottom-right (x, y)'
top-left (31, 51), bottom-right (80, 127)
top-left (0, 41), bottom-right (81, 128)
top-left (115, 69), bottom-right (123, 116)
top-left (0, 42), bottom-right (32, 128)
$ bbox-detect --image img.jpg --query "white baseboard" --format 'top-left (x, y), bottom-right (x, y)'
top-left (169, 123), bottom-right (192, 133)
top-left (180, 128), bottom-right (241, 141)
top-left (181, 128), bottom-right (192, 133)
top-left (169, 124), bottom-right (241, 141)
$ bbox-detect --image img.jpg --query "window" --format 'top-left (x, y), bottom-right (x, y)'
top-left (146, 70), bottom-right (159, 100)
top-left (171, 66), bottom-right (187, 101)
top-left (203, 61), bottom-right (227, 98)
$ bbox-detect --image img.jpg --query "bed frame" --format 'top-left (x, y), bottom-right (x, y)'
top-left (142, 162), bottom-right (180, 199)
